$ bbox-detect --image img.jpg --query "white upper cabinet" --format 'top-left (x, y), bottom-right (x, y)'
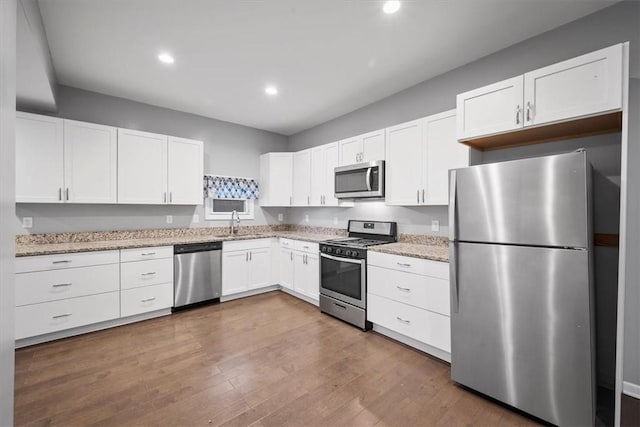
top-left (167, 136), bottom-right (204, 205)
top-left (292, 149), bottom-right (311, 206)
top-left (16, 112), bottom-right (64, 203)
top-left (117, 129), bottom-right (168, 204)
top-left (385, 118), bottom-right (424, 206)
top-left (339, 128), bottom-right (385, 165)
top-left (259, 152), bottom-right (293, 207)
top-left (456, 76), bottom-right (524, 141)
top-left (424, 111), bottom-right (469, 205)
top-left (386, 110), bottom-right (468, 206)
top-left (323, 142), bottom-right (340, 206)
top-left (309, 142), bottom-right (341, 206)
top-left (457, 43), bottom-right (623, 141)
top-left (63, 120), bottom-right (117, 204)
top-left (523, 44), bottom-right (622, 127)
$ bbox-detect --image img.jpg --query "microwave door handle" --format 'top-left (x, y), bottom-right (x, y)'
top-left (365, 167), bottom-right (372, 191)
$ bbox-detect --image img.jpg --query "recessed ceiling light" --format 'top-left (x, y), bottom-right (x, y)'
top-left (158, 53), bottom-right (175, 64)
top-left (265, 85), bottom-right (278, 96)
top-left (383, 0), bottom-right (401, 14)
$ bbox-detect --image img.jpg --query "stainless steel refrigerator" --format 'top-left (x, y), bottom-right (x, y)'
top-left (448, 151), bottom-right (595, 426)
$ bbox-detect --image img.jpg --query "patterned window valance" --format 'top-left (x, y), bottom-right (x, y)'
top-left (204, 175), bottom-right (259, 200)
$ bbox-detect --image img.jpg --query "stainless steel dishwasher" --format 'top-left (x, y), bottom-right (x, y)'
top-left (173, 241), bottom-right (222, 310)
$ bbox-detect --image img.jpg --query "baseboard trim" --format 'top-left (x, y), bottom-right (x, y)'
top-left (279, 287), bottom-right (319, 307)
top-left (15, 308), bottom-right (172, 349)
top-left (372, 324), bottom-right (451, 363)
top-left (623, 381), bottom-right (640, 399)
top-left (220, 285), bottom-right (280, 302)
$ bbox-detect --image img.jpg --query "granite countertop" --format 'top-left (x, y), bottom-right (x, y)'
top-left (369, 242), bottom-right (449, 263)
top-left (15, 231), bottom-right (335, 257)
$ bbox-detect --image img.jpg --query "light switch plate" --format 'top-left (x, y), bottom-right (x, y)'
top-left (278, 213), bottom-right (283, 221)
top-left (22, 217), bottom-right (33, 229)
top-left (431, 220), bottom-right (440, 232)
top-left (166, 215), bottom-right (173, 224)
top-left (192, 214), bottom-right (200, 223)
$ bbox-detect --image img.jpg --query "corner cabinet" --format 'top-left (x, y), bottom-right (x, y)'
top-left (259, 152), bottom-right (293, 207)
top-left (222, 239), bottom-right (272, 297)
top-left (16, 113), bottom-right (117, 204)
top-left (118, 129), bottom-right (203, 205)
top-left (457, 43), bottom-right (623, 146)
top-left (386, 110), bottom-right (468, 206)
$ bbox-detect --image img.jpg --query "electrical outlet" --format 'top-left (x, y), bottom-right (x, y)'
top-left (166, 215), bottom-right (173, 224)
top-left (22, 217), bottom-right (33, 229)
top-left (333, 217), bottom-right (338, 225)
top-left (278, 213), bottom-right (283, 222)
top-left (431, 220), bottom-right (440, 232)
top-left (192, 214), bottom-right (200, 223)
top-left (304, 214), bottom-right (309, 223)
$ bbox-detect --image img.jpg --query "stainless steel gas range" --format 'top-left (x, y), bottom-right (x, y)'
top-left (319, 220), bottom-right (397, 330)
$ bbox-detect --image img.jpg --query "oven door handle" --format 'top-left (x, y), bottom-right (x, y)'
top-left (320, 253), bottom-right (365, 265)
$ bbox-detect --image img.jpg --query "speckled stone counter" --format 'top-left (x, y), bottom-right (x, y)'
top-left (369, 234), bottom-right (449, 262)
top-left (15, 225), bottom-right (346, 257)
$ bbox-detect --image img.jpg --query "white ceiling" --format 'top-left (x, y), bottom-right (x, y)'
top-left (39, 0), bottom-right (618, 135)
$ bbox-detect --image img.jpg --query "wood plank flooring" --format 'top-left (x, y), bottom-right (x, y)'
top-left (15, 291), bottom-right (541, 426)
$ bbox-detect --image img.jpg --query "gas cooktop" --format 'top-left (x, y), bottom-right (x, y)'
top-left (322, 237), bottom-right (391, 249)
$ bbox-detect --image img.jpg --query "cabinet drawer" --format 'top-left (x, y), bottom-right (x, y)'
top-left (368, 265), bottom-right (450, 316)
top-left (121, 283), bottom-right (173, 317)
top-left (280, 238), bottom-right (294, 249)
top-left (223, 238), bottom-right (271, 252)
top-left (15, 250), bottom-right (119, 273)
top-left (120, 246), bottom-right (173, 262)
top-left (15, 291), bottom-right (120, 339)
top-left (293, 240), bottom-right (318, 253)
top-left (367, 251), bottom-right (448, 279)
top-left (367, 293), bottom-right (450, 352)
top-left (121, 258), bottom-right (173, 290)
top-left (16, 263), bottom-right (119, 306)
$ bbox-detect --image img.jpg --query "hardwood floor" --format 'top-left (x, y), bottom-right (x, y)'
top-left (15, 291), bottom-right (541, 426)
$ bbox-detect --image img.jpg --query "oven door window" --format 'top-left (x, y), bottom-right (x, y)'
top-left (321, 256), bottom-right (362, 300)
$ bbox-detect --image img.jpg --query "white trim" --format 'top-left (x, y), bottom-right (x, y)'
top-left (220, 286), bottom-right (280, 302)
top-left (204, 197), bottom-right (255, 221)
top-left (623, 381), bottom-right (640, 400)
top-left (279, 287), bottom-right (319, 307)
top-left (15, 308), bottom-right (171, 348)
top-left (372, 324), bottom-right (451, 363)
top-left (615, 41), bottom-right (630, 427)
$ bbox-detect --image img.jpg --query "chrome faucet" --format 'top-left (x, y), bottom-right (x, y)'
top-left (230, 210), bottom-right (241, 235)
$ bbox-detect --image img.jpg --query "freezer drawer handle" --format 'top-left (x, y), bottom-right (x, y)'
top-left (52, 313), bottom-right (72, 319)
top-left (52, 283), bottom-right (72, 288)
top-left (396, 285), bottom-right (411, 292)
top-left (396, 316), bottom-right (411, 324)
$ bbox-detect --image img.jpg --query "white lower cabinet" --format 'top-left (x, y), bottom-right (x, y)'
top-left (222, 239), bottom-right (272, 296)
top-left (121, 283), bottom-right (174, 317)
top-left (367, 251), bottom-right (451, 358)
top-left (277, 239), bottom-right (319, 304)
top-left (16, 292), bottom-right (120, 340)
top-left (280, 247), bottom-right (294, 291)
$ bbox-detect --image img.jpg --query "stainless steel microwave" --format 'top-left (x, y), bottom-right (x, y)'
top-left (334, 160), bottom-right (385, 199)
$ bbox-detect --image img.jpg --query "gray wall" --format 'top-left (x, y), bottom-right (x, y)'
top-left (287, 0), bottom-right (639, 391)
top-left (0, 0), bottom-right (16, 424)
top-left (16, 85), bottom-right (289, 233)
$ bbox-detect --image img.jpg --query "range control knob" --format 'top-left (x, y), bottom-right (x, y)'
top-left (320, 246), bottom-right (326, 252)
top-left (335, 248), bottom-right (342, 255)
top-left (345, 250), bottom-right (353, 257)
top-left (350, 251), bottom-right (359, 258)
top-left (326, 247), bottom-right (333, 254)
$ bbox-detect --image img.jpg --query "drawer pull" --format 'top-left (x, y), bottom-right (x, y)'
top-left (52, 283), bottom-right (72, 288)
top-left (397, 262), bottom-right (412, 267)
top-left (334, 302), bottom-right (347, 310)
top-left (303, 246), bottom-right (310, 249)
top-left (396, 286), bottom-right (411, 292)
top-left (396, 316), bottom-right (411, 324)
top-left (141, 272), bottom-right (157, 277)
top-left (52, 260), bottom-right (72, 264)
top-left (140, 252), bottom-right (156, 256)
top-left (52, 313), bottom-right (72, 319)
top-left (141, 297), bottom-right (156, 303)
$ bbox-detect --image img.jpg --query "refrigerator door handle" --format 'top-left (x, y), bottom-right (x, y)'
top-left (449, 170), bottom-right (457, 241)
top-left (450, 242), bottom-right (459, 313)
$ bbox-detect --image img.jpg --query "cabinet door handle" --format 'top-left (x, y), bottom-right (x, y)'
top-left (290, 252), bottom-right (293, 261)
top-left (396, 285), bottom-right (411, 292)
top-left (290, 196), bottom-right (292, 206)
top-left (396, 316), bottom-right (411, 324)
top-left (164, 192), bottom-right (167, 203)
top-left (417, 190), bottom-right (419, 204)
top-left (141, 252), bottom-right (156, 256)
top-left (515, 105), bottom-right (521, 124)
top-left (52, 313), bottom-right (72, 319)
top-left (169, 192), bottom-right (172, 203)
top-left (52, 283), bottom-right (72, 288)
top-left (422, 189), bottom-right (425, 203)
top-left (66, 188), bottom-right (69, 201)
top-left (141, 272), bottom-right (157, 277)
top-left (526, 102), bottom-right (533, 122)
top-left (307, 196), bottom-right (310, 205)
top-left (397, 262), bottom-right (411, 268)
top-left (141, 297), bottom-right (156, 303)
top-left (58, 188), bottom-right (62, 201)
top-left (246, 252), bottom-right (248, 262)
top-left (250, 251), bottom-right (252, 261)
top-left (52, 260), bottom-right (72, 264)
